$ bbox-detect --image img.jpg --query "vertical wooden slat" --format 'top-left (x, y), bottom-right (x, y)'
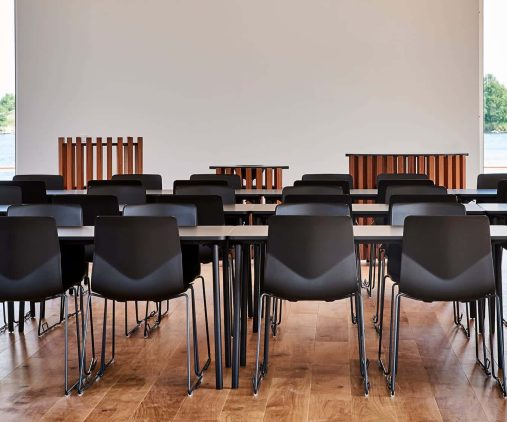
top-left (235, 167), bottom-right (242, 188)
top-left (437, 155), bottom-right (445, 186)
top-left (245, 168), bottom-right (253, 189)
top-left (58, 137), bottom-right (65, 177)
top-left (224, 167), bottom-right (231, 175)
top-left (397, 156), bottom-right (405, 173)
top-left (417, 155), bottom-right (425, 174)
top-left (85, 137), bottom-right (93, 184)
top-left (107, 137), bottom-right (113, 179)
top-left (349, 156), bottom-right (356, 188)
top-left (255, 168), bottom-right (263, 189)
top-left (407, 156), bottom-right (416, 173)
top-left (386, 155), bottom-right (394, 175)
top-left (96, 137), bottom-right (103, 180)
top-left (116, 137), bottom-right (124, 175)
top-left (266, 168), bottom-right (273, 189)
top-left (76, 137), bottom-right (84, 189)
top-left (357, 156), bottom-right (365, 189)
top-left (375, 156), bottom-right (384, 184)
top-left (65, 137), bottom-right (73, 189)
top-left (216, 167), bottom-right (223, 175)
top-left (454, 155), bottom-right (461, 189)
top-left (366, 156), bottom-right (374, 188)
top-left (126, 137), bottom-right (134, 174)
top-left (460, 155), bottom-right (466, 188)
top-left (275, 168), bottom-right (283, 189)
top-left (428, 156), bottom-right (436, 184)
top-left (136, 137), bottom-right (143, 174)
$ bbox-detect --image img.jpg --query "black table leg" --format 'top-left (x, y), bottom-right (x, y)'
top-left (493, 244), bottom-right (504, 368)
top-left (30, 302), bottom-right (36, 318)
top-left (232, 243), bottom-right (242, 388)
top-left (240, 246), bottom-right (250, 367)
top-left (212, 244), bottom-right (223, 389)
top-left (253, 244), bottom-right (260, 333)
top-left (18, 302), bottom-right (25, 333)
top-left (7, 302), bottom-right (14, 332)
top-left (222, 241), bottom-right (232, 368)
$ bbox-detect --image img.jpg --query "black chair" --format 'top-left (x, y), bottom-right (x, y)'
top-left (7, 204), bottom-right (90, 337)
top-left (190, 174), bottom-right (242, 189)
top-left (293, 180), bottom-right (350, 195)
top-left (387, 194), bottom-right (457, 206)
top-left (385, 216), bottom-right (505, 397)
top-left (174, 182), bottom-right (235, 205)
top-left (377, 179), bottom-right (434, 204)
top-left (111, 174), bottom-right (162, 190)
top-left (477, 173), bottom-right (507, 189)
top-left (384, 185), bottom-right (447, 204)
top-left (252, 216), bottom-right (368, 395)
top-left (87, 180), bottom-right (146, 205)
top-left (79, 216), bottom-right (209, 395)
top-left (51, 194), bottom-right (120, 226)
top-left (122, 204), bottom-right (208, 350)
top-left (0, 185), bottom-right (22, 205)
top-left (283, 194), bottom-right (351, 205)
top-left (0, 181), bottom-right (48, 203)
top-left (281, 185), bottom-right (343, 201)
top-left (302, 173), bottom-right (353, 189)
top-left (13, 174), bottom-right (64, 190)
top-left (496, 180), bottom-right (507, 202)
top-left (375, 202), bottom-right (466, 373)
top-left (0, 217), bottom-right (81, 395)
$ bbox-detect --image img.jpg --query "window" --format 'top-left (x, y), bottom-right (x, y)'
top-left (484, 0), bottom-right (507, 172)
top-left (0, 0), bottom-right (15, 180)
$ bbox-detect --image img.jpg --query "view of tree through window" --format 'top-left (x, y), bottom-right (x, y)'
top-left (0, 0), bottom-right (15, 180)
top-left (484, 0), bottom-right (507, 172)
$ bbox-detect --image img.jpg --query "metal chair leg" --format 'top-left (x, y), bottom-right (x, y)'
top-left (493, 294), bottom-right (507, 397)
top-left (387, 293), bottom-right (402, 396)
top-left (373, 249), bottom-right (385, 326)
top-left (378, 280), bottom-right (396, 375)
top-left (252, 293), bottom-right (268, 395)
top-left (355, 292), bottom-right (369, 396)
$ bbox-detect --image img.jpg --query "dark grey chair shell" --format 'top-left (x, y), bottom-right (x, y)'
top-left (388, 194), bottom-right (457, 206)
top-left (264, 216), bottom-right (357, 301)
top-left (282, 185), bottom-right (343, 200)
top-left (376, 173), bottom-right (429, 184)
top-left (400, 216), bottom-right (495, 302)
top-left (174, 184), bottom-right (235, 205)
top-left (477, 173), bottom-right (507, 189)
top-left (302, 173), bottom-right (353, 188)
top-left (123, 203), bottom-right (197, 226)
top-left (283, 194), bottom-right (350, 205)
top-left (385, 185), bottom-right (447, 204)
top-left (51, 194), bottom-right (120, 226)
top-left (92, 216), bottom-right (185, 302)
top-left (88, 180), bottom-right (146, 205)
top-left (275, 203), bottom-right (350, 217)
top-left (377, 179), bottom-right (434, 204)
top-left (112, 174), bottom-right (162, 190)
top-left (7, 204), bottom-right (83, 227)
top-left (389, 202), bottom-right (466, 226)
top-left (0, 217), bottom-right (63, 301)
top-left (0, 185), bottom-right (22, 205)
top-left (0, 181), bottom-right (48, 204)
top-left (293, 180), bottom-right (350, 195)
top-left (13, 174), bottom-right (64, 190)
top-left (190, 174), bottom-right (242, 189)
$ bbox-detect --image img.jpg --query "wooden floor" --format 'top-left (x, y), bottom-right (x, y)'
top-left (1, 263), bottom-right (507, 422)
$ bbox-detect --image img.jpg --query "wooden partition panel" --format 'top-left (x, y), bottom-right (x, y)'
top-left (211, 165), bottom-right (288, 189)
top-left (347, 153), bottom-right (468, 259)
top-left (58, 136), bottom-right (144, 189)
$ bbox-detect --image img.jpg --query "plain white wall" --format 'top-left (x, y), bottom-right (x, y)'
top-left (15, 0), bottom-right (481, 186)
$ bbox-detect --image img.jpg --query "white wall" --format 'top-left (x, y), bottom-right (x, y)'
top-left (16, 0), bottom-right (481, 186)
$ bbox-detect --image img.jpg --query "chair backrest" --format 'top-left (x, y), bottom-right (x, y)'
top-left (174, 183), bottom-right (235, 205)
top-left (92, 216), bottom-right (185, 301)
top-left (389, 201), bottom-right (465, 226)
top-left (282, 185), bottom-right (343, 200)
top-left (123, 203), bottom-right (197, 226)
top-left (87, 180), bottom-right (146, 205)
top-left (497, 180), bottom-right (507, 202)
top-left (376, 173), bottom-right (429, 185)
top-left (13, 174), bottom-right (64, 190)
top-left (0, 186), bottom-right (22, 205)
top-left (377, 179), bottom-right (434, 203)
top-left (157, 194), bottom-right (225, 225)
top-left (264, 216), bottom-right (358, 301)
top-left (0, 217), bottom-right (63, 301)
top-left (275, 203), bottom-right (350, 217)
top-left (0, 181), bottom-right (48, 204)
top-left (400, 216), bottom-right (495, 302)
top-left (301, 173), bottom-right (353, 188)
top-left (8, 204), bottom-right (83, 227)
top-left (190, 174), bottom-right (242, 189)
top-left (173, 180), bottom-right (228, 190)
top-left (293, 180), bottom-right (350, 194)
top-left (477, 173), bottom-right (507, 189)
top-left (388, 194), bottom-right (457, 206)
top-left (283, 194), bottom-right (351, 205)
top-left (385, 185), bottom-right (447, 203)
top-left (51, 194), bottom-right (120, 226)
top-left (112, 174), bottom-right (162, 190)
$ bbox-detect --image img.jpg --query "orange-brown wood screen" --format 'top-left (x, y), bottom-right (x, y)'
top-left (347, 153), bottom-right (467, 189)
top-left (213, 166), bottom-right (286, 189)
top-left (58, 136), bottom-right (143, 189)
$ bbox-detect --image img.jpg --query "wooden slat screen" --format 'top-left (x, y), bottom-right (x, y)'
top-left (213, 166), bottom-right (287, 189)
top-left (58, 136), bottom-right (144, 189)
